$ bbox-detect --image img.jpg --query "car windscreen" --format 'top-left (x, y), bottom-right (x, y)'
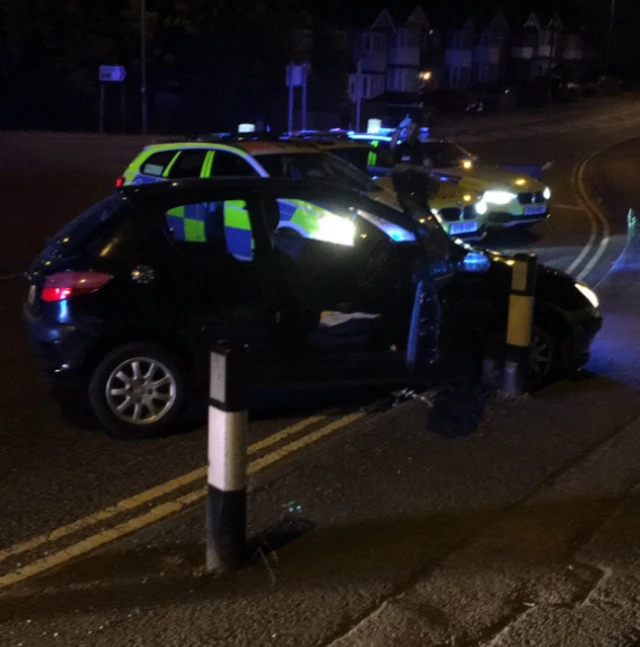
top-left (257, 152), bottom-right (376, 193)
top-left (324, 147), bottom-right (371, 174)
top-left (356, 195), bottom-right (455, 262)
top-left (423, 142), bottom-right (470, 168)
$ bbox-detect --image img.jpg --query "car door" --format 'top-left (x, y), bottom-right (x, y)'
top-left (160, 188), bottom-right (275, 349)
top-left (207, 149), bottom-right (261, 178)
top-left (165, 149), bottom-right (210, 180)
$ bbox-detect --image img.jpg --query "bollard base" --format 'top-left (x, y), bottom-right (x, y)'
top-left (503, 359), bottom-right (525, 397)
top-left (206, 486), bottom-right (247, 574)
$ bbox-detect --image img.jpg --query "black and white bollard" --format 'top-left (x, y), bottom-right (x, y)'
top-left (206, 344), bottom-right (248, 573)
top-left (503, 253), bottom-right (537, 396)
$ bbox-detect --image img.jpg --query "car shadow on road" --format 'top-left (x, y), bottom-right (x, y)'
top-left (427, 385), bottom-right (492, 438)
top-left (484, 228), bottom-right (541, 250)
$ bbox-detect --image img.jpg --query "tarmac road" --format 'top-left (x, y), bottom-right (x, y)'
top-left (1, 100), bottom-right (640, 638)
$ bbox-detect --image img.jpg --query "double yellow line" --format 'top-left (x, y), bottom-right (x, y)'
top-left (0, 412), bottom-right (364, 590)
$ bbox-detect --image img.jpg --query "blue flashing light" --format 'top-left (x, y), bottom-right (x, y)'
top-left (349, 133), bottom-right (393, 143)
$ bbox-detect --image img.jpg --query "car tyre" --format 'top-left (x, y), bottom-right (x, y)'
top-left (89, 342), bottom-right (186, 439)
top-left (527, 323), bottom-right (561, 388)
top-left (481, 321), bottom-right (562, 390)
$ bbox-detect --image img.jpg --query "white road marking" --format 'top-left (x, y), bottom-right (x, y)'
top-left (575, 154), bottom-right (612, 282)
top-left (566, 154), bottom-right (598, 277)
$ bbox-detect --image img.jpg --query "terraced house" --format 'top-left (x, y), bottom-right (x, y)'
top-left (292, 5), bottom-right (594, 129)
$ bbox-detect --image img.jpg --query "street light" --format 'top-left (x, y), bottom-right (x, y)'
top-left (605, 0), bottom-right (616, 74)
top-left (140, 0), bottom-right (148, 135)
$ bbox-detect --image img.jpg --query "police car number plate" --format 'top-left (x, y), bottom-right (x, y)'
top-left (524, 204), bottom-right (546, 216)
top-left (449, 221), bottom-right (478, 235)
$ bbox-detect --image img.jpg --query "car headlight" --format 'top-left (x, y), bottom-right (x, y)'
top-left (575, 282), bottom-right (599, 309)
top-left (483, 190), bottom-right (517, 205)
top-left (475, 200), bottom-right (488, 215)
top-left (543, 187), bottom-right (551, 201)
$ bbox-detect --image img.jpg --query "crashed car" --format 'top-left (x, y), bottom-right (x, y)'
top-left (350, 134), bottom-right (551, 230)
top-left (24, 178), bottom-right (601, 438)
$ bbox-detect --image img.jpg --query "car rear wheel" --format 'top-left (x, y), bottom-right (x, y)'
top-left (89, 342), bottom-right (186, 439)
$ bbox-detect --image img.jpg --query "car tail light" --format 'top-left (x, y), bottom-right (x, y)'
top-left (41, 272), bottom-right (113, 302)
top-left (115, 176), bottom-right (125, 188)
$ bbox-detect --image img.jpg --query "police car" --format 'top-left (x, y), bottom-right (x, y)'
top-left (117, 139), bottom-right (487, 240)
top-left (284, 137), bottom-right (488, 240)
top-left (349, 134), bottom-right (552, 230)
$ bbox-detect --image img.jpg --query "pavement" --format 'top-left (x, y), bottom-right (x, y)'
top-left (3, 98), bottom-right (640, 645)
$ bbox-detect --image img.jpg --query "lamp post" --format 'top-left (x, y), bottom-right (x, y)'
top-left (604, 0), bottom-right (616, 74)
top-left (140, 0), bottom-right (148, 135)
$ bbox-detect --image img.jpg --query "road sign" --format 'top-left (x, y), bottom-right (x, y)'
top-left (286, 64), bottom-right (308, 88)
top-left (99, 65), bottom-right (126, 83)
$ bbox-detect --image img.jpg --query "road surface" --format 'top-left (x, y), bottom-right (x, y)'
top-left (1, 97), bottom-right (640, 645)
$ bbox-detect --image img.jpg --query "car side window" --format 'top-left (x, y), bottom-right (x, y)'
top-left (165, 199), bottom-right (254, 261)
top-left (210, 151), bottom-right (259, 177)
top-left (274, 198), bottom-right (356, 248)
top-left (141, 151), bottom-right (178, 177)
top-left (167, 150), bottom-right (208, 179)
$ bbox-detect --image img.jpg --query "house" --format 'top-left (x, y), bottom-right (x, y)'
top-left (291, 5), bottom-right (595, 131)
top-left (347, 6), bottom-right (437, 127)
top-left (473, 11), bottom-right (510, 85)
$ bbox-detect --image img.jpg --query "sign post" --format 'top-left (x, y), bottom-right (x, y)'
top-left (98, 65), bottom-right (127, 135)
top-left (355, 60), bottom-right (363, 134)
top-left (286, 63), bottom-right (310, 135)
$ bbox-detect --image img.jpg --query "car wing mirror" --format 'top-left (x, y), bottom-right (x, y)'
top-left (459, 250), bottom-right (490, 273)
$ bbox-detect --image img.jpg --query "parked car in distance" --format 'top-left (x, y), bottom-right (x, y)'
top-left (24, 178), bottom-right (601, 438)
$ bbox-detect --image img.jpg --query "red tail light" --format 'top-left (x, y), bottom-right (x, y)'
top-left (41, 272), bottom-right (113, 302)
top-left (115, 176), bottom-right (125, 188)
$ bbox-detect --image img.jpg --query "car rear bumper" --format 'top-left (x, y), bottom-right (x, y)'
top-left (486, 209), bottom-right (550, 228)
top-left (23, 305), bottom-right (90, 384)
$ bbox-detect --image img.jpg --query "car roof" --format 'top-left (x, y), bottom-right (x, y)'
top-left (118, 176), bottom-right (373, 204)
top-left (141, 140), bottom-right (324, 157)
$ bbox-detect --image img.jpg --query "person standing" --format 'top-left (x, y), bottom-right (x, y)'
top-left (390, 121), bottom-right (436, 212)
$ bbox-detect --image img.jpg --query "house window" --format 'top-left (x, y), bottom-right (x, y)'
top-left (333, 30), bottom-right (347, 50)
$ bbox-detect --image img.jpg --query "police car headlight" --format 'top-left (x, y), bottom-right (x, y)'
top-left (475, 200), bottom-right (488, 215)
top-left (575, 282), bottom-right (599, 309)
top-left (543, 187), bottom-right (551, 201)
top-left (483, 190), bottom-right (517, 205)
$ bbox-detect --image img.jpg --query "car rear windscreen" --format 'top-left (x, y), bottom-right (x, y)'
top-left (51, 193), bottom-right (129, 251)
